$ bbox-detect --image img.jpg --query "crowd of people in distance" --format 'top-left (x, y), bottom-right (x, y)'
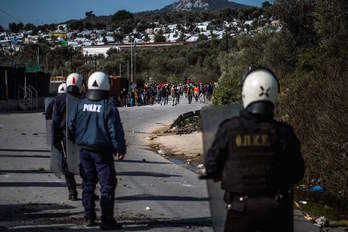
top-left (119, 82), bottom-right (215, 107)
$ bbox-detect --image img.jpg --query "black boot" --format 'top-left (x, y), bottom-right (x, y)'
top-left (84, 216), bottom-right (96, 227)
top-left (65, 173), bottom-right (78, 201)
top-left (100, 218), bottom-right (122, 230)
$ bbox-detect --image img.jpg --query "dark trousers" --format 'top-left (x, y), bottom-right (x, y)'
top-left (224, 196), bottom-right (293, 232)
top-left (57, 148), bottom-right (77, 194)
top-left (63, 168), bottom-right (76, 194)
top-left (79, 149), bottom-right (117, 221)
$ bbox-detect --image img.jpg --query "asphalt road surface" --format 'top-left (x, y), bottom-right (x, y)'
top-left (0, 101), bottom-right (341, 232)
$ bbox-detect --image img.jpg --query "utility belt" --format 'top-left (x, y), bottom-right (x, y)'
top-left (224, 191), bottom-right (288, 211)
top-left (81, 146), bottom-right (114, 154)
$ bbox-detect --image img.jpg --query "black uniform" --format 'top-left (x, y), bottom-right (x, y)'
top-left (205, 109), bottom-right (305, 232)
top-left (52, 93), bottom-right (77, 199)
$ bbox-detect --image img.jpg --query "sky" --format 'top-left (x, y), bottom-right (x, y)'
top-left (0, 0), bottom-right (265, 29)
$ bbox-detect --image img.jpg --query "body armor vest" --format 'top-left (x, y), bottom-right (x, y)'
top-left (221, 117), bottom-right (279, 195)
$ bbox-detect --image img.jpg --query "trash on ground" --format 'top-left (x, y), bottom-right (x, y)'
top-left (299, 201), bottom-right (308, 205)
top-left (313, 216), bottom-right (327, 227)
top-left (311, 185), bottom-right (323, 193)
top-left (145, 206), bottom-right (151, 211)
top-left (197, 164), bottom-right (204, 169)
top-left (304, 214), bottom-right (313, 221)
top-left (158, 149), bottom-right (166, 155)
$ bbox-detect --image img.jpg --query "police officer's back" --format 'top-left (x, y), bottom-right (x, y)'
top-left (68, 72), bottom-right (126, 230)
top-left (204, 68), bottom-right (305, 232)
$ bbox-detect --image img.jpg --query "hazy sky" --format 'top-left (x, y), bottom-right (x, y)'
top-left (0, 0), bottom-right (264, 29)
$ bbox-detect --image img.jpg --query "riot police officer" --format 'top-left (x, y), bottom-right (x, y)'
top-left (52, 73), bottom-right (84, 201)
top-left (68, 72), bottom-right (126, 229)
top-left (203, 67), bottom-right (305, 232)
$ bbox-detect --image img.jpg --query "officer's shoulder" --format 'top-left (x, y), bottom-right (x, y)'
top-left (55, 93), bottom-right (66, 102)
top-left (105, 98), bottom-right (118, 108)
top-left (218, 116), bottom-right (239, 129)
top-left (276, 121), bottom-right (295, 133)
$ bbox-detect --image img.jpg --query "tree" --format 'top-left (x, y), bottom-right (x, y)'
top-left (112, 10), bottom-right (133, 23)
top-left (178, 33), bottom-right (186, 42)
top-left (24, 23), bottom-right (36, 31)
top-left (85, 11), bottom-right (95, 18)
top-left (9, 22), bottom-right (24, 33)
top-left (154, 34), bottom-right (166, 43)
top-left (95, 22), bottom-right (106, 30)
top-left (144, 33), bottom-right (150, 42)
top-left (69, 21), bottom-right (84, 31)
top-left (198, 34), bottom-right (208, 41)
top-left (113, 33), bottom-right (123, 43)
top-left (262, 1), bottom-right (272, 8)
top-left (274, 0), bottom-right (316, 47)
top-left (85, 22), bottom-right (93, 30)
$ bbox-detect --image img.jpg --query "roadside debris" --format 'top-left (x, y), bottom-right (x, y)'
top-left (158, 149), bottom-right (166, 156)
top-left (314, 216), bottom-right (327, 227)
top-left (311, 185), bottom-right (323, 193)
top-left (304, 214), bottom-right (313, 222)
top-left (197, 164), bottom-right (204, 169)
top-left (299, 201), bottom-right (308, 205)
top-left (145, 206), bottom-right (151, 211)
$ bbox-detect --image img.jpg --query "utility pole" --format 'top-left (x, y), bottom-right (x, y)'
top-left (70, 47), bottom-right (73, 72)
top-left (130, 42), bottom-right (133, 83)
top-left (94, 55), bottom-right (97, 71)
top-left (45, 53), bottom-right (48, 72)
top-left (127, 60), bottom-right (130, 81)
top-left (37, 46), bottom-right (40, 71)
top-left (134, 41), bottom-right (136, 83)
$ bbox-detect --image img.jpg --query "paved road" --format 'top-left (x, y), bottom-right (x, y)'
top-left (0, 102), bottom-right (210, 232)
top-left (0, 102), bottom-right (341, 232)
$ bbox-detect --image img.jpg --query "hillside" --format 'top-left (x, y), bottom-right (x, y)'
top-left (161, 0), bottom-right (251, 11)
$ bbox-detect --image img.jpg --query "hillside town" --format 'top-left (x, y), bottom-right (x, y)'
top-left (0, 13), bottom-right (281, 57)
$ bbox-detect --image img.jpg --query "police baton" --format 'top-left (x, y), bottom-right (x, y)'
top-left (61, 141), bottom-right (67, 160)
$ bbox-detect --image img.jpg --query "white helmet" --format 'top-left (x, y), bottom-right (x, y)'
top-left (241, 68), bottom-right (279, 109)
top-left (88, 72), bottom-right (110, 91)
top-left (66, 73), bottom-right (83, 91)
top-left (58, 83), bottom-right (67, 94)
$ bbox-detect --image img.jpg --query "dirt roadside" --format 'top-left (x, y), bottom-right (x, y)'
top-left (146, 125), bottom-right (205, 172)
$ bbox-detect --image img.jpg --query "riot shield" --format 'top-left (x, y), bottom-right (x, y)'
top-left (201, 104), bottom-right (242, 232)
top-left (50, 143), bottom-right (63, 178)
top-left (66, 94), bottom-right (81, 175)
top-left (44, 97), bottom-right (54, 146)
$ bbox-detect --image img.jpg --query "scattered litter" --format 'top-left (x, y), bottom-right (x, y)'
top-left (185, 159), bottom-right (192, 165)
top-left (145, 206), bottom-right (151, 211)
top-left (304, 214), bottom-right (313, 221)
top-left (311, 185), bottom-right (323, 193)
top-left (197, 164), bottom-right (204, 169)
top-left (181, 183), bottom-right (193, 187)
top-left (158, 149), bottom-right (166, 155)
top-left (294, 201), bottom-right (300, 208)
top-left (299, 201), bottom-right (308, 205)
top-left (314, 216), bottom-right (327, 227)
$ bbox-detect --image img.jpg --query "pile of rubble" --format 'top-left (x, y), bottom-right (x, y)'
top-left (170, 111), bottom-right (201, 135)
